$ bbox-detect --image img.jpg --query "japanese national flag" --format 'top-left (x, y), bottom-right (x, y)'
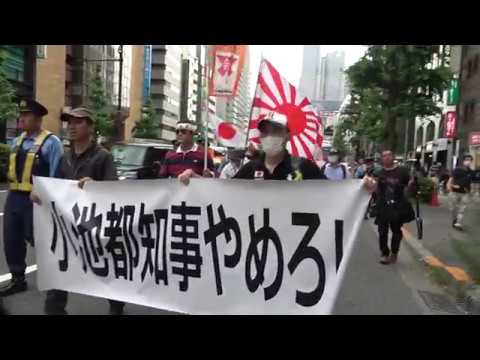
top-left (247, 59), bottom-right (323, 160)
top-left (216, 121), bottom-right (243, 147)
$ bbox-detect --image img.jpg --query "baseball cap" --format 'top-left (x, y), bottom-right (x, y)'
top-left (61, 107), bottom-right (94, 123)
top-left (257, 112), bottom-right (288, 132)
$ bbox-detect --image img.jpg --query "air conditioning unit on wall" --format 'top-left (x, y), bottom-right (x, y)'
top-left (36, 45), bottom-right (47, 59)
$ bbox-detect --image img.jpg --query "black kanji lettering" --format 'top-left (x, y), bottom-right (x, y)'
top-left (104, 203), bottom-right (128, 280)
top-left (138, 203), bottom-right (155, 282)
top-left (50, 201), bottom-right (73, 272)
top-left (170, 202), bottom-right (202, 292)
top-left (71, 203), bottom-right (108, 277)
top-left (245, 209), bottom-right (283, 301)
top-left (288, 213), bottom-right (325, 307)
top-left (335, 220), bottom-right (344, 272)
top-left (153, 209), bottom-right (169, 285)
top-left (204, 204), bottom-right (241, 295)
top-left (123, 205), bottom-right (140, 280)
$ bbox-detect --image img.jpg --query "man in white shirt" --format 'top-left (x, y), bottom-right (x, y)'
top-left (220, 148), bottom-right (245, 179)
top-left (321, 149), bottom-right (349, 180)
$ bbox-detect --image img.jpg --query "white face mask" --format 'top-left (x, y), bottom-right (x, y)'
top-left (464, 160), bottom-right (472, 168)
top-left (261, 136), bottom-right (285, 156)
top-left (328, 155), bottom-right (339, 163)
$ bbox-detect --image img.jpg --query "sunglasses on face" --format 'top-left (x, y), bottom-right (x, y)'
top-left (176, 129), bottom-right (188, 134)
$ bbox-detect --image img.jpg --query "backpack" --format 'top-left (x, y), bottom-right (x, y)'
top-left (321, 163), bottom-right (347, 179)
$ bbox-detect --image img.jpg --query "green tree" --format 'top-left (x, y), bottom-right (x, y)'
top-left (88, 69), bottom-right (114, 140)
top-left (133, 98), bottom-right (159, 139)
top-left (345, 45), bottom-right (451, 152)
top-left (0, 50), bottom-right (18, 126)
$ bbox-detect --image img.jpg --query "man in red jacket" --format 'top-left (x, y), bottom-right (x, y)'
top-left (159, 120), bottom-right (215, 181)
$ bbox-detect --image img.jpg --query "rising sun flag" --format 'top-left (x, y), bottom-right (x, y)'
top-left (247, 59), bottom-right (323, 160)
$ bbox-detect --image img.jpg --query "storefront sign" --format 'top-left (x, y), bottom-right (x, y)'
top-left (434, 138), bottom-right (449, 152)
top-left (469, 132), bottom-right (480, 147)
top-left (444, 111), bottom-right (457, 138)
top-left (447, 79), bottom-right (459, 105)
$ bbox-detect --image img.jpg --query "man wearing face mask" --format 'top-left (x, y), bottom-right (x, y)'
top-left (233, 112), bottom-right (323, 180)
top-left (447, 154), bottom-right (474, 230)
top-left (321, 149), bottom-right (349, 180)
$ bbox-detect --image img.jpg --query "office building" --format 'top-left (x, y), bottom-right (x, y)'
top-left (318, 51), bottom-right (346, 102)
top-left (299, 45), bottom-right (321, 101)
top-left (1, 45), bottom-right (142, 143)
top-left (150, 45), bottom-right (183, 142)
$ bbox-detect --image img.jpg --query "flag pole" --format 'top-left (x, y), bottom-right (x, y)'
top-left (241, 53), bottom-right (264, 166)
top-left (203, 45), bottom-right (210, 173)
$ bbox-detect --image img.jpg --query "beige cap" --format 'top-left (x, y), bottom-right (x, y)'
top-left (61, 107), bottom-right (94, 123)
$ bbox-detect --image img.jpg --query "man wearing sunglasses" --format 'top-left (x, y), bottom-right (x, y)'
top-left (159, 120), bottom-right (216, 181)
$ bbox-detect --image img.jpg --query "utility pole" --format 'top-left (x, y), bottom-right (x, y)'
top-left (117, 45), bottom-right (123, 111)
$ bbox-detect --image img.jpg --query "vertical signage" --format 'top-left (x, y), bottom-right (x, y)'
top-left (447, 78), bottom-right (459, 105)
top-left (444, 111), bottom-right (457, 138)
top-left (143, 45), bottom-right (152, 100)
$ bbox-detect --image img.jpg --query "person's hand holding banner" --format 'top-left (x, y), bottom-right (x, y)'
top-left (33, 177), bottom-right (370, 314)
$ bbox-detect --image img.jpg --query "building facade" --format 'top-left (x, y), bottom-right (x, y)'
top-left (0, 45), bottom-right (36, 142)
top-left (1, 45), bottom-right (142, 143)
top-left (319, 51), bottom-right (346, 102)
top-left (299, 45), bottom-right (321, 101)
top-left (457, 45), bottom-right (480, 170)
top-left (150, 45), bottom-right (183, 142)
top-left (413, 45), bottom-right (459, 171)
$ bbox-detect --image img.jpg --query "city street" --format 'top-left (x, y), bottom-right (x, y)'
top-left (0, 185), bottom-right (456, 314)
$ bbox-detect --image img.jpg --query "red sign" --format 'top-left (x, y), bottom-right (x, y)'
top-left (208, 45), bottom-right (247, 97)
top-left (444, 111), bottom-right (457, 138)
top-left (469, 132), bottom-right (480, 146)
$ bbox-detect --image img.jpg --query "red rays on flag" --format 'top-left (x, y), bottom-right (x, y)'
top-left (247, 59), bottom-right (323, 160)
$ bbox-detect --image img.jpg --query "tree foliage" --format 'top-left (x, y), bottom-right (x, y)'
top-left (88, 69), bottom-right (114, 139)
top-left (133, 98), bottom-right (159, 139)
top-left (0, 51), bottom-right (18, 125)
top-left (344, 45), bottom-right (452, 152)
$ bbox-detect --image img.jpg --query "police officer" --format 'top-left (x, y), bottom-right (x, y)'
top-left (0, 99), bottom-right (63, 297)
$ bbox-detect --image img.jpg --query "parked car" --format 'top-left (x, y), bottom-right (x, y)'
top-left (111, 142), bottom-right (173, 180)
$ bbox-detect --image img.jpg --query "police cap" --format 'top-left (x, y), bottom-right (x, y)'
top-left (19, 99), bottom-right (48, 117)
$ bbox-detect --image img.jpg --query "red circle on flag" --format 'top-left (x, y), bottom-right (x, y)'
top-left (277, 103), bottom-right (307, 136)
top-left (218, 122), bottom-right (236, 140)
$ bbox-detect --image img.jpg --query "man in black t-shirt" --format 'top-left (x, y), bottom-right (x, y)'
top-left (365, 150), bottom-right (415, 265)
top-left (233, 112), bottom-right (323, 181)
top-left (447, 154), bottom-right (474, 230)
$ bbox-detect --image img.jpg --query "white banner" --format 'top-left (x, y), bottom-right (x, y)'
top-left (33, 177), bottom-right (369, 315)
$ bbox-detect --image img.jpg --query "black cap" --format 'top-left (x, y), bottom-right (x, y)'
top-left (19, 99), bottom-right (48, 117)
top-left (365, 157), bottom-right (375, 162)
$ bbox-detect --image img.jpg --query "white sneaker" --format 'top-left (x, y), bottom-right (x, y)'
top-left (454, 222), bottom-right (463, 230)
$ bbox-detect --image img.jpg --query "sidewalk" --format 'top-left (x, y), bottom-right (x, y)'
top-left (402, 193), bottom-right (480, 312)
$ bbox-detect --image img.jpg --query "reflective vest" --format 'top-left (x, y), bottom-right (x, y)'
top-left (8, 130), bottom-right (52, 192)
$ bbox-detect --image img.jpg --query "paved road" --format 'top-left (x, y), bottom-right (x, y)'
top-left (1, 199), bottom-right (455, 315)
